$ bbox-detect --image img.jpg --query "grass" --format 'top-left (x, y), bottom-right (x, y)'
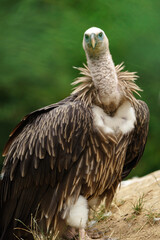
top-left (90, 204), bottom-right (111, 223)
top-left (145, 209), bottom-right (160, 225)
top-left (132, 194), bottom-right (144, 215)
top-left (14, 215), bottom-right (57, 240)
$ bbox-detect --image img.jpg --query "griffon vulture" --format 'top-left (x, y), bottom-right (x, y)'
top-left (0, 27), bottom-right (149, 240)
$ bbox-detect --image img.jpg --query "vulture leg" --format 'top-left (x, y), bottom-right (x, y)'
top-left (79, 228), bottom-right (92, 240)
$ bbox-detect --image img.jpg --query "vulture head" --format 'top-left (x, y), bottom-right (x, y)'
top-left (83, 27), bottom-right (109, 57)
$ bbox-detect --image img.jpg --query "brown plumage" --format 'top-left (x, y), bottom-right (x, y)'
top-left (0, 27), bottom-right (149, 240)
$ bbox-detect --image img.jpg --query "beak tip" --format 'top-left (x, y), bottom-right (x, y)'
top-left (91, 41), bottom-right (96, 49)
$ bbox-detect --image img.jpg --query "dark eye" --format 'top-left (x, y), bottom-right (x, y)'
top-left (85, 34), bottom-right (89, 40)
top-left (98, 32), bottom-right (103, 38)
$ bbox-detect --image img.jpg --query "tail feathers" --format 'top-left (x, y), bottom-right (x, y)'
top-left (0, 185), bottom-right (48, 240)
top-left (0, 198), bottom-right (18, 240)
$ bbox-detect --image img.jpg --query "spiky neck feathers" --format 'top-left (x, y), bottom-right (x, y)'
top-left (71, 63), bottom-right (141, 113)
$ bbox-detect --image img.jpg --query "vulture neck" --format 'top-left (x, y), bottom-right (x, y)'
top-left (86, 51), bottom-right (122, 112)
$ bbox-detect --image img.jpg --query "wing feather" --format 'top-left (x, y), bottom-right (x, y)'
top-left (121, 100), bottom-right (150, 179)
top-left (0, 97), bottom-right (93, 238)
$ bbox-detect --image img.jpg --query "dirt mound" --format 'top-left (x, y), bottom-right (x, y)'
top-left (89, 170), bottom-right (160, 240)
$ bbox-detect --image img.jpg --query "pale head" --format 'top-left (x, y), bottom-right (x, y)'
top-left (83, 27), bottom-right (109, 57)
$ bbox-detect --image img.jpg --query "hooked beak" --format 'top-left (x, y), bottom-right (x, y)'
top-left (90, 33), bottom-right (97, 49)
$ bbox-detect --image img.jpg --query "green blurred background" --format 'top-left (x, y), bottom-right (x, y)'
top-left (0, 0), bottom-right (160, 177)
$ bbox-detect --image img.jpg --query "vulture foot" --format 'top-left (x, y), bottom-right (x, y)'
top-left (79, 228), bottom-right (118, 240)
top-left (62, 226), bottom-right (78, 239)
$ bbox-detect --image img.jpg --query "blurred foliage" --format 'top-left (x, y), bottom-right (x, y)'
top-left (0, 0), bottom-right (160, 177)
